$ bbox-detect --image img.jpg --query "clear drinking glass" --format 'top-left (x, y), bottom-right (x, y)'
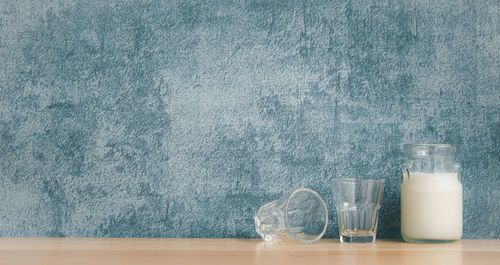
top-left (331, 178), bottom-right (385, 243)
top-left (254, 188), bottom-right (328, 243)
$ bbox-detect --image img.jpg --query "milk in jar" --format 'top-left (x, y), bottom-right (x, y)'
top-left (401, 144), bottom-right (462, 243)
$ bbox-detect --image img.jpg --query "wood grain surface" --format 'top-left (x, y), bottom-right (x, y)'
top-left (0, 238), bottom-right (498, 265)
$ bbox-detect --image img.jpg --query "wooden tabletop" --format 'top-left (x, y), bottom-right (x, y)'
top-left (0, 238), bottom-right (499, 265)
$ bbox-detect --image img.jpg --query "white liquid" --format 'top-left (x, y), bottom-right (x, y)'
top-left (401, 172), bottom-right (462, 241)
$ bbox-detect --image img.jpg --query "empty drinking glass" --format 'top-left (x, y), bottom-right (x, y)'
top-left (331, 178), bottom-right (385, 243)
top-left (254, 188), bottom-right (328, 243)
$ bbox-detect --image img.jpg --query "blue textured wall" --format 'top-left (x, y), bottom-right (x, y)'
top-left (1, 0), bottom-right (499, 238)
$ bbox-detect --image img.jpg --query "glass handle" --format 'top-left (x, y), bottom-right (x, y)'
top-left (403, 168), bottom-right (409, 182)
top-left (455, 162), bottom-right (461, 181)
top-left (402, 163), bottom-right (410, 182)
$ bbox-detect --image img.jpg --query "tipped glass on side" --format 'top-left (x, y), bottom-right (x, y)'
top-left (331, 178), bottom-right (385, 243)
top-left (254, 188), bottom-right (328, 243)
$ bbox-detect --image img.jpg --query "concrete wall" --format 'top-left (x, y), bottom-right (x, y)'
top-left (1, 0), bottom-right (499, 238)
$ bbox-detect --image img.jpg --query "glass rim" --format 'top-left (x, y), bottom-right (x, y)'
top-left (331, 178), bottom-right (385, 183)
top-left (405, 143), bottom-right (456, 147)
top-left (284, 187), bottom-right (328, 243)
top-left (403, 143), bottom-right (458, 157)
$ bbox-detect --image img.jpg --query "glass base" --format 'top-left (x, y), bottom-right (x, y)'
top-left (403, 235), bottom-right (459, 244)
top-left (340, 235), bottom-right (375, 243)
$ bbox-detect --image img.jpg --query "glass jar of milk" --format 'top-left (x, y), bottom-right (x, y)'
top-left (401, 144), bottom-right (462, 243)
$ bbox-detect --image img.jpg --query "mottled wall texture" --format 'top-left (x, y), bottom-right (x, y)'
top-left (1, 0), bottom-right (499, 238)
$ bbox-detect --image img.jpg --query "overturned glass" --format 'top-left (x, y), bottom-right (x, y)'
top-left (254, 188), bottom-right (328, 243)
